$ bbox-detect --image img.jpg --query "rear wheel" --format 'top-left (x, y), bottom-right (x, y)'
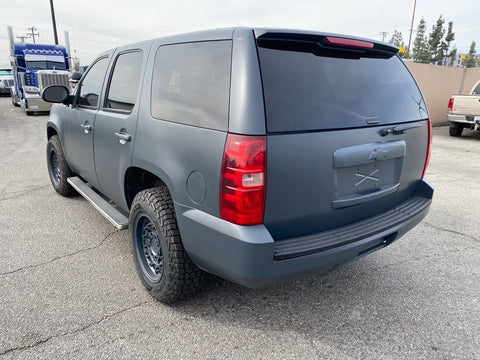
top-left (449, 123), bottom-right (463, 137)
top-left (130, 187), bottom-right (205, 303)
top-left (46, 135), bottom-right (75, 196)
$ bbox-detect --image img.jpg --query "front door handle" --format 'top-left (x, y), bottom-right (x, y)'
top-left (115, 130), bottom-right (131, 144)
top-left (81, 122), bottom-right (92, 133)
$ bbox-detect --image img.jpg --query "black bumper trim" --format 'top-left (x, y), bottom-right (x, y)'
top-left (274, 194), bottom-right (431, 260)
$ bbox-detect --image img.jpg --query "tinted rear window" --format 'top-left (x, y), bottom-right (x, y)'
top-left (258, 47), bottom-right (427, 132)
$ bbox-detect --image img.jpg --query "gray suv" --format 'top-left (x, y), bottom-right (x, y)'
top-left (43, 28), bottom-right (434, 303)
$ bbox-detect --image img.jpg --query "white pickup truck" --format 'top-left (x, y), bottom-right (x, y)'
top-left (447, 80), bottom-right (480, 137)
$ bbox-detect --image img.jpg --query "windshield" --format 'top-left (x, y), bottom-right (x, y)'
top-left (27, 60), bottom-right (66, 70)
top-left (0, 69), bottom-right (13, 75)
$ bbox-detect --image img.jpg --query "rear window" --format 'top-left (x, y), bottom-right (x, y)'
top-left (258, 47), bottom-right (427, 132)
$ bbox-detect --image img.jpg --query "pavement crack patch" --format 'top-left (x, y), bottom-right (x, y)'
top-left (0, 229), bottom-right (119, 277)
top-left (68, 301), bottom-right (149, 336)
top-left (361, 244), bottom-right (478, 276)
top-left (355, 222), bottom-right (480, 278)
top-left (424, 222), bottom-right (479, 243)
top-left (0, 301), bottom-right (149, 356)
top-left (0, 184), bottom-right (50, 202)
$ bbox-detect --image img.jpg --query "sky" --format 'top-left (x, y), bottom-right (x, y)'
top-left (1, 0), bottom-right (479, 65)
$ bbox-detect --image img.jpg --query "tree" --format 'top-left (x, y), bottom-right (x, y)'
top-left (448, 47), bottom-right (457, 67)
top-left (442, 21), bottom-right (455, 65)
top-left (390, 30), bottom-right (406, 57)
top-left (428, 15), bottom-right (445, 64)
top-left (412, 18), bottom-right (430, 63)
top-left (412, 16), bottom-right (457, 66)
top-left (462, 41), bottom-right (480, 68)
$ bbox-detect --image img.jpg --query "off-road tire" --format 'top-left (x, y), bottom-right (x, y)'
top-left (449, 123), bottom-right (463, 137)
top-left (46, 135), bottom-right (76, 196)
top-left (130, 187), bottom-right (205, 303)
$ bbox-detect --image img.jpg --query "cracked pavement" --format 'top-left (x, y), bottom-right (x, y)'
top-left (0, 97), bottom-right (479, 359)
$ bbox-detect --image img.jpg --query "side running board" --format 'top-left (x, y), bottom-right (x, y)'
top-left (67, 177), bottom-right (129, 230)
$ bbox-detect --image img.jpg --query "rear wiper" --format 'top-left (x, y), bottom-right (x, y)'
top-left (380, 122), bottom-right (423, 136)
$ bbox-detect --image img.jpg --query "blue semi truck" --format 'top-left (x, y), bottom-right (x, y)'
top-left (8, 26), bottom-right (71, 114)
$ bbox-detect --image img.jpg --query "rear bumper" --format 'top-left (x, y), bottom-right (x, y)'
top-left (447, 114), bottom-right (480, 125)
top-left (176, 179), bottom-right (434, 288)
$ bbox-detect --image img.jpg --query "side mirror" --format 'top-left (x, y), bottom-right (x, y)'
top-left (42, 86), bottom-right (73, 105)
top-left (71, 71), bottom-right (82, 82)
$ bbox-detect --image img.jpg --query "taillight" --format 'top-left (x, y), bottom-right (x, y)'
top-left (220, 134), bottom-right (266, 225)
top-left (325, 36), bottom-right (374, 49)
top-left (422, 119), bottom-right (432, 179)
top-left (447, 97), bottom-right (454, 112)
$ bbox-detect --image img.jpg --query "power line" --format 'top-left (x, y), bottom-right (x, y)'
top-left (26, 26), bottom-right (40, 43)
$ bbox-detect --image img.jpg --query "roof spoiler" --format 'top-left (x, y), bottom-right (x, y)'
top-left (255, 31), bottom-right (398, 59)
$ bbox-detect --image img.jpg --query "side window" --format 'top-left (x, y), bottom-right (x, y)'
top-left (151, 41), bottom-right (232, 131)
top-left (78, 57), bottom-right (109, 107)
top-left (105, 51), bottom-right (143, 112)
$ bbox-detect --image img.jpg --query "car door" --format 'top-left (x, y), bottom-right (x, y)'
top-left (62, 55), bottom-right (110, 189)
top-left (93, 48), bottom-right (146, 210)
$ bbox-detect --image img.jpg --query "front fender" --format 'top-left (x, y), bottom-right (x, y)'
top-left (46, 104), bottom-right (68, 151)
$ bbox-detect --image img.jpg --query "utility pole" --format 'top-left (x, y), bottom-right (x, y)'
top-left (406, 0), bottom-right (417, 58)
top-left (26, 26), bottom-right (40, 43)
top-left (49, 0), bottom-right (59, 45)
top-left (16, 35), bottom-right (28, 43)
top-left (379, 31), bottom-right (388, 42)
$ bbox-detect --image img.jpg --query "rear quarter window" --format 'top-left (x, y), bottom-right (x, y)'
top-left (151, 41), bottom-right (232, 131)
top-left (258, 47), bottom-right (428, 132)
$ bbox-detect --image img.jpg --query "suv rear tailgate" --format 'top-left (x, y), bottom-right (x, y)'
top-left (255, 30), bottom-right (430, 241)
top-left (265, 124), bottom-right (429, 240)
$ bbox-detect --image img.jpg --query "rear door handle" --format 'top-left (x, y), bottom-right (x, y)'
top-left (115, 130), bottom-right (131, 143)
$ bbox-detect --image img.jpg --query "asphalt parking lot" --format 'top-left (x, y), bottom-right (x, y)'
top-left (0, 96), bottom-right (479, 359)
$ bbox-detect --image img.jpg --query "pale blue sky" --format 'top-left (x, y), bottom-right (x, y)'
top-left (1, 0), bottom-right (478, 64)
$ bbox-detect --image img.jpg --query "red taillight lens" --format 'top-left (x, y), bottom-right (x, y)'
top-left (447, 97), bottom-right (454, 112)
top-left (325, 36), bottom-right (374, 49)
top-left (220, 134), bottom-right (266, 225)
top-left (422, 119), bottom-right (432, 179)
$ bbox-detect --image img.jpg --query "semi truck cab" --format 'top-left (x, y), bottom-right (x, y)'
top-left (8, 27), bottom-right (71, 115)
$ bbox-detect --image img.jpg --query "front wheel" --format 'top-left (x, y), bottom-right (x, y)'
top-left (129, 187), bottom-right (205, 303)
top-left (24, 100), bottom-right (33, 116)
top-left (46, 135), bottom-right (75, 196)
